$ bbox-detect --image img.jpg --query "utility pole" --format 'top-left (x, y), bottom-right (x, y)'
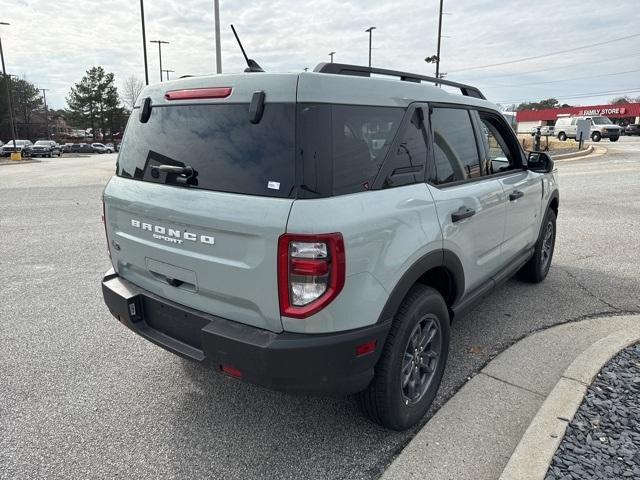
top-left (0, 21), bottom-right (16, 149)
top-left (41, 88), bottom-right (50, 139)
top-left (140, 0), bottom-right (149, 85)
top-left (162, 69), bottom-right (174, 80)
top-left (435, 0), bottom-right (444, 81)
top-left (214, 0), bottom-right (222, 73)
top-left (365, 26), bottom-right (376, 67)
top-left (329, 51), bottom-right (335, 63)
top-left (150, 40), bottom-right (169, 82)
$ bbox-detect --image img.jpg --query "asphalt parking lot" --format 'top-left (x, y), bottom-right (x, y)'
top-left (1, 138), bottom-right (639, 480)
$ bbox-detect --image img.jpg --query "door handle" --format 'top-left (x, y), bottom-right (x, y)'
top-left (451, 206), bottom-right (476, 223)
top-left (509, 190), bottom-right (524, 201)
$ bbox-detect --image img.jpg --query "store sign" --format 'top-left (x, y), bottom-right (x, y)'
top-left (578, 107), bottom-right (627, 116)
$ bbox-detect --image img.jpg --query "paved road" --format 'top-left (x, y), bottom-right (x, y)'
top-left (1, 138), bottom-right (639, 480)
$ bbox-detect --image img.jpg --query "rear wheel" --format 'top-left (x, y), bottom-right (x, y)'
top-left (609, 136), bottom-right (619, 142)
top-left (518, 209), bottom-right (556, 283)
top-left (357, 284), bottom-right (450, 430)
top-left (558, 132), bottom-right (567, 141)
top-left (591, 132), bottom-right (601, 142)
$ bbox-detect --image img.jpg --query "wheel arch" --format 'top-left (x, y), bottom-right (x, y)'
top-left (377, 250), bottom-right (465, 325)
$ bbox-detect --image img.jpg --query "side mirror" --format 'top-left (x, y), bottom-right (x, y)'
top-left (527, 151), bottom-right (554, 173)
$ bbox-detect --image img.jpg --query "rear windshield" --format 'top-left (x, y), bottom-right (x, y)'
top-left (117, 103), bottom-right (295, 198)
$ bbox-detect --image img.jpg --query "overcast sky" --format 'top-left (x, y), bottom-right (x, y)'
top-left (1, 0), bottom-right (639, 109)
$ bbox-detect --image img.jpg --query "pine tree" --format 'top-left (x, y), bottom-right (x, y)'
top-left (67, 67), bottom-right (123, 141)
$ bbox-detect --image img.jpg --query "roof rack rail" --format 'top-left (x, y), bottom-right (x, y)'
top-left (313, 63), bottom-right (486, 100)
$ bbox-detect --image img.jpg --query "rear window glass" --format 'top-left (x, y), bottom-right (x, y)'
top-left (297, 104), bottom-right (404, 196)
top-left (117, 103), bottom-right (295, 198)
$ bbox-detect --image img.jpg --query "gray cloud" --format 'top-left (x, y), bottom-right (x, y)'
top-left (0, 0), bottom-right (637, 109)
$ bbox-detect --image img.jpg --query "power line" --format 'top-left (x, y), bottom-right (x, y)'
top-left (464, 50), bottom-right (640, 83)
top-left (449, 33), bottom-right (640, 73)
top-left (481, 68), bottom-right (640, 89)
top-left (494, 87), bottom-right (640, 104)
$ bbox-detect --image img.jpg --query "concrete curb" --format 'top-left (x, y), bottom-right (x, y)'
top-left (499, 327), bottom-right (640, 480)
top-left (551, 145), bottom-right (594, 161)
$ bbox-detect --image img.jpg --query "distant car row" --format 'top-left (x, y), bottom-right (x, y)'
top-left (0, 140), bottom-right (120, 157)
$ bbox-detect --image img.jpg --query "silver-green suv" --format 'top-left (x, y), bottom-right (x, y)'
top-left (101, 63), bottom-right (559, 430)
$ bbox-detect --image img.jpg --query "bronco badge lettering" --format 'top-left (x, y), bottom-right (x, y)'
top-left (130, 219), bottom-right (215, 245)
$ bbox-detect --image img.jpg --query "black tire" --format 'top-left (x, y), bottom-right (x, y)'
top-left (357, 284), bottom-right (450, 430)
top-left (591, 132), bottom-right (601, 142)
top-left (609, 136), bottom-right (619, 142)
top-left (518, 209), bottom-right (556, 283)
top-left (558, 132), bottom-right (567, 141)
top-left (48, 153), bottom-right (52, 158)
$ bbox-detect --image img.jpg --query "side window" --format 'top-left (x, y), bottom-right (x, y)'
top-left (383, 108), bottom-right (427, 188)
top-left (429, 107), bottom-right (480, 185)
top-left (332, 105), bottom-right (404, 195)
top-left (477, 113), bottom-right (520, 175)
top-left (571, 118), bottom-right (577, 126)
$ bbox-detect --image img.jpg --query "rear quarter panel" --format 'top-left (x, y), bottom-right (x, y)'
top-left (284, 184), bottom-right (442, 333)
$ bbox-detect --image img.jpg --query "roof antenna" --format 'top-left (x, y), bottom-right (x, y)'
top-left (230, 24), bottom-right (264, 72)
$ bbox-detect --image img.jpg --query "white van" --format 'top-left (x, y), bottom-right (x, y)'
top-left (555, 116), bottom-right (622, 142)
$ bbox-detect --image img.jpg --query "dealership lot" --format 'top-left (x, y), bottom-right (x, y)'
top-left (1, 138), bottom-right (639, 480)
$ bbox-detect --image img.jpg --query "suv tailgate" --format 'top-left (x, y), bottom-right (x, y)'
top-left (103, 74), bottom-right (299, 333)
top-left (104, 177), bottom-right (292, 333)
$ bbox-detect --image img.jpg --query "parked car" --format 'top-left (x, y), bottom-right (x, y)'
top-left (1, 139), bottom-right (33, 157)
top-left (69, 143), bottom-right (95, 153)
top-left (92, 143), bottom-right (114, 154)
top-left (31, 140), bottom-right (62, 158)
top-left (101, 63), bottom-right (559, 430)
top-left (61, 143), bottom-right (74, 153)
top-left (624, 124), bottom-right (640, 136)
top-left (555, 116), bottom-right (622, 142)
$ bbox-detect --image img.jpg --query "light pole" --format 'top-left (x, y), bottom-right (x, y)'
top-left (214, 0), bottom-right (222, 73)
top-left (329, 51), bottom-right (335, 63)
top-left (150, 40), bottom-right (169, 82)
top-left (0, 21), bottom-right (16, 149)
top-left (140, 0), bottom-right (149, 85)
top-left (41, 88), bottom-right (50, 139)
top-left (435, 0), bottom-right (444, 81)
top-left (162, 69), bottom-right (174, 81)
top-left (365, 26), bottom-right (376, 67)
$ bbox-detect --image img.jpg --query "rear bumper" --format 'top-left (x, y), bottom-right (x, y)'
top-left (102, 269), bottom-right (390, 395)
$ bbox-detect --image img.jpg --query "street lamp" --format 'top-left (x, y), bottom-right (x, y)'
top-left (0, 21), bottom-right (17, 149)
top-left (41, 88), bottom-right (50, 139)
top-left (140, 1), bottom-right (149, 85)
top-left (365, 26), bottom-right (376, 67)
top-left (214, 0), bottom-right (222, 73)
top-left (150, 40), bottom-right (169, 82)
top-left (329, 51), bottom-right (335, 63)
top-left (162, 69), bottom-right (174, 81)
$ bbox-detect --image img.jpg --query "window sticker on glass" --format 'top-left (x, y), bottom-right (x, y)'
top-left (267, 181), bottom-right (280, 190)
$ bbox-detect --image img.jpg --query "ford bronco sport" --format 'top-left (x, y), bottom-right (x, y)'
top-left (101, 63), bottom-right (559, 430)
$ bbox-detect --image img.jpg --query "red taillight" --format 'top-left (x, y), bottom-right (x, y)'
top-left (102, 198), bottom-right (111, 257)
top-left (164, 87), bottom-right (232, 101)
top-left (356, 340), bottom-right (377, 357)
top-left (221, 364), bottom-right (242, 379)
top-left (278, 233), bottom-right (345, 319)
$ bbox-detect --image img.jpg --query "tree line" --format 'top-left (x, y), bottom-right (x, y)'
top-left (1, 67), bottom-right (144, 142)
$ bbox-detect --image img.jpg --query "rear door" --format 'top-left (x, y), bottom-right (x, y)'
top-left (426, 105), bottom-right (506, 293)
top-left (103, 75), bottom-right (299, 333)
top-left (474, 110), bottom-right (543, 262)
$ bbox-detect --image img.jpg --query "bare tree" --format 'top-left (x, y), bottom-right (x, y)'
top-left (122, 75), bottom-right (144, 110)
